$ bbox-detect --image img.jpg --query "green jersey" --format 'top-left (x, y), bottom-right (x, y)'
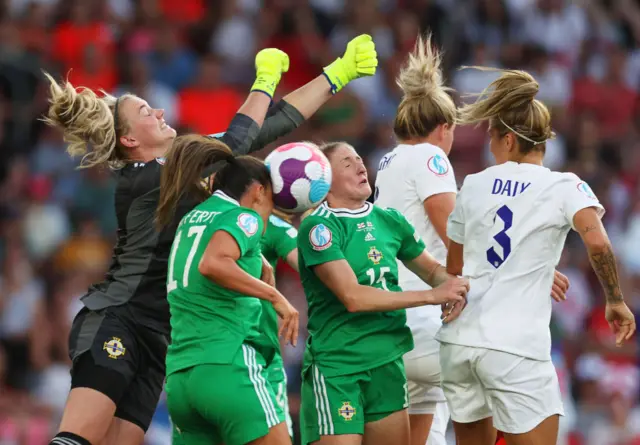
top-left (166, 190), bottom-right (266, 376)
top-left (261, 215), bottom-right (298, 270)
top-left (258, 215), bottom-right (298, 354)
top-left (297, 202), bottom-right (426, 377)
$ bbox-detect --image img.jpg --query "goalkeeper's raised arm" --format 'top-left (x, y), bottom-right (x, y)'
top-left (215, 34), bottom-right (380, 156)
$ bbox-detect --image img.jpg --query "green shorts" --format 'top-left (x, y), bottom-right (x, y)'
top-left (267, 353), bottom-right (294, 439)
top-left (166, 344), bottom-right (284, 445)
top-left (300, 358), bottom-right (408, 444)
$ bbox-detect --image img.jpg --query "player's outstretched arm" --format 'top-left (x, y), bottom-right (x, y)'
top-left (402, 249), bottom-right (463, 289)
top-left (199, 230), bottom-right (299, 345)
top-left (574, 207), bottom-right (636, 346)
top-left (404, 249), bottom-right (471, 323)
top-left (241, 33), bottom-right (380, 154)
top-left (312, 259), bottom-right (466, 312)
top-left (269, 31), bottom-right (377, 122)
top-left (214, 48), bottom-right (290, 156)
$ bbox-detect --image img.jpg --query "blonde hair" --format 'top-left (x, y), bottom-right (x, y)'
top-left (394, 34), bottom-right (457, 140)
top-left (42, 72), bottom-right (135, 169)
top-left (457, 68), bottom-right (555, 154)
top-left (318, 141), bottom-right (350, 161)
top-left (272, 208), bottom-right (294, 224)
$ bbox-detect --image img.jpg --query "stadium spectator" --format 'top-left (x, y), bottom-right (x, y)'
top-left (177, 55), bottom-right (243, 135)
top-left (145, 22), bottom-right (197, 91)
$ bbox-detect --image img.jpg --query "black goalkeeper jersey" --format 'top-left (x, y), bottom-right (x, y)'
top-left (80, 101), bottom-right (303, 334)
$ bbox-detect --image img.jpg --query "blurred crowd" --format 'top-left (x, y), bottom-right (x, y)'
top-left (0, 0), bottom-right (639, 444)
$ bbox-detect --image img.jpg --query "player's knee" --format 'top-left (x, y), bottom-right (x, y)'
top-left (50, 432), bottom-right (92, 445)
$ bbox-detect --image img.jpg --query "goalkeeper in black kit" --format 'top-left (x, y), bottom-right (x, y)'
top-left (43, 35), bottom-right (378, 445)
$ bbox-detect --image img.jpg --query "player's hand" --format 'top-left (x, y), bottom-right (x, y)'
top-left (260, 256), bottom-right (276, 287)
top-left (323, 34), bottom-right (378, 94)
top-left (272, 294), bottom-right (299, 347)
top-left (605, 302), bottom-right (636, 347)
top-left (428, 277), bottom-right (468, 305)
top-left (251, 48), bottom-right (290, 98)
top-left (434, 277), bottom-right (469, 324)
top-left (441, 300), bottom-right (466, 324)
top-left (551, 270), bottom-right (570, 302)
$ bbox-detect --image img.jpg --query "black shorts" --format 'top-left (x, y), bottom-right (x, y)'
top-left (68, 306), bottom-right (168, 432)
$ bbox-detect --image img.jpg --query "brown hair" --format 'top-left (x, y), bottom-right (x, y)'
top-left (156, 135), bottom-right (271, 228)
top-left (394, 34), bottom-right (457, 141)
top-left (42, 72), bottom-right (134, 169)
top-left (457, 68), bottom-right (555, 154)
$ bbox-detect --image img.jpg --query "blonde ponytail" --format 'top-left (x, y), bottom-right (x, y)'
top-left (394, 34), bottom-right (457, 140)
top-left (42, 72), bottom-right (133, 169)
top-left (457, 68), bottom-right (555, 152)
top-left (272, 208), bottom-right (294, 224)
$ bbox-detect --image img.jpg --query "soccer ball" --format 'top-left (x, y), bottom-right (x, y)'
top-left (265, 142), bottom-right (332, 213)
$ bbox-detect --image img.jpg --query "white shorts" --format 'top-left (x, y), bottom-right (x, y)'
top-left (404, 351), bottom-right (446, 414)
top-left (427, 401), bottom-right (450, 445)
top-left (440, 343), bottom-right (564, 434)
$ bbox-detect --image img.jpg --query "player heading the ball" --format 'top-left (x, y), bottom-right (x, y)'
top-left (159, 135), bottom-right (299, 445)
top-left (296, 141), bottom-right (469, 445)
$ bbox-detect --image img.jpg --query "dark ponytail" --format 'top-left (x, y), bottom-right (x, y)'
top-left (157, 134), bottom-right (271, 229)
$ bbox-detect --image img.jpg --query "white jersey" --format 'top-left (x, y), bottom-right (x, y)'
top-left (436, 162), bottom-right (604, 361)
top-left (375, 143), bottom-right (457, 358)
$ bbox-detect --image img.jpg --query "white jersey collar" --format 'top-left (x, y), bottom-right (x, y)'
top-left (502, 161), bottom-right (549, 172)
top-left (213, 190), bottom-right (239, 206)
top-left (396, 141), bottom-right (445, 153)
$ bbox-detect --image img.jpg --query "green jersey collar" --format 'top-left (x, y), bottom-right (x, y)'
top-left (320, 201), bottom-right (373, 218)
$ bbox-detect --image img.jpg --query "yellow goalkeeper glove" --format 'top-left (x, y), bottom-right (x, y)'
top-left (323, 34), bottom-right (378, 95)
top-left (251, 48), bottom-right (290, 99)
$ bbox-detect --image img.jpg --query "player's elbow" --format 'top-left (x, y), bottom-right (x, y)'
top-left (344, 299), bottom-right (360, 313)
top-left (198, 256), bottom-right (225, 282)
top-left (583, 232), bottom-right (611, 254)
top-left (340, 288), bottom-right (364, 313)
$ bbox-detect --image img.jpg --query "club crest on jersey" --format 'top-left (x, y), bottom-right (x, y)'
top-left (237, 213), bottom-right (259, 236)
top-left (103, 337), bottom-right (126, 359)
top-left (310, 224), bottom-right (332, 251)
top-left (577, 181), bottom-right (597, 200)
top-left (367, 246), bottom-right (383, 264)
top-left (338, 402), bottom-right (356, 421)
top-left (427, 154), bottom-right (449, 176)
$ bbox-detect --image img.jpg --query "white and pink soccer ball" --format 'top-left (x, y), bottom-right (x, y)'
top-left (265, 142), bottom-right (332, 213)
